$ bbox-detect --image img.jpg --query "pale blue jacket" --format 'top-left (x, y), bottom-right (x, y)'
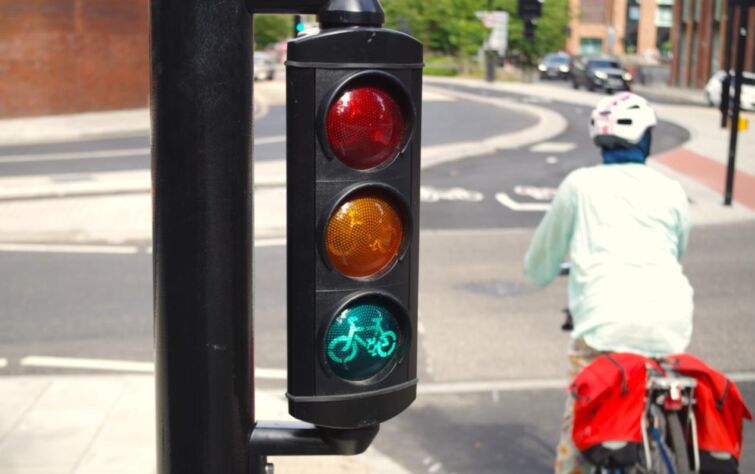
top-left (525, 164), bottom-right (693, 356)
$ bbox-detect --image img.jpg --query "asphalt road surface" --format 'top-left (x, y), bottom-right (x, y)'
top-left (1, 81), bottom-right (753, 473)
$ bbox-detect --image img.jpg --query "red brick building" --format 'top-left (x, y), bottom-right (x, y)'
top-left (669, 0), bottom-right (755, 88)
top-left (0, 0), bottom-right (149, 118)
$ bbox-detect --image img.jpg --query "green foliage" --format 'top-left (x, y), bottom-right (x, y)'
top-left (425, 56), bottom-right (460, 76)
top-left (383, 0), bottom-right (569, 62)
top-left (254, 15), bottom-right (291, 50)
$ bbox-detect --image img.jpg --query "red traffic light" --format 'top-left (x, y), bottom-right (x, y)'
top-left (325, 84), bottom-right (408, 170)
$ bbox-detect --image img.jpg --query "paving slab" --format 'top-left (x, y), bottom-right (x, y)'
top-left (0, 376), bottom-right (409, 474)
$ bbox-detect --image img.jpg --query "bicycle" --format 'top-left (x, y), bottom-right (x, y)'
top-left (559, 264), bottom-right (697, 474)
top-left (327, 314), bottom-right (397, 364)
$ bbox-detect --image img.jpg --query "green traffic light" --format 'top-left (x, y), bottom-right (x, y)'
top-left (325, 302), bottom-right (401, 381)
top-left (296, 23), bottom-right (305, 33)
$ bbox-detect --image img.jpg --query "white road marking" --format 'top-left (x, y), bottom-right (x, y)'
top-left (21, 356), bottom-right (154, 373)
top-left (422, 89), bottom-right (456, 102)
top-left (0, 243), bottom-right (139, 254)
top-left (419, 378), bottom-right (568, 395)
top-left (729, 372), bottom-right (755, 383)
top-left (495, 192), bottom-right (551, 212)
top-left (521, 96), bottom-right (552, 104)
top-left (0, 239), bottom-right (285, 256)
top-left (420, 186), bottom-right (484, 203)
top-left (18, 355), bottom-right (287, 380)
top-left (546, 156), bottom-right (559, 164)
top-left (255, 237), bottom-right (287, 247)
top-left (254, 135), bottom-right (286, 145)
top-left (0, 147), bottom-right (150, 164)
top-left (0, 136), bottom-right (286, 164)
top-left (529, 141), bottom-right (577, 153)
top-left (514, 185), bottom-right (557, 201)
top-left (256, 368), bottom-right (287, 380)
top-left (419, 371), bottom-right (755, 396)
top-left (0, 358), bottom-right (7, 368)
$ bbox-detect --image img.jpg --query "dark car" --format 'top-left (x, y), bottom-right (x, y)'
top-left (571, 57), bottom-right (633, 93)
top-left (538, 53), bottom-right (571, 80)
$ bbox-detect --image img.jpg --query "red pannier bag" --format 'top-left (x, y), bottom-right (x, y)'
top-left (570, 353), bottom-right (656, 466)
top-left (664, 353), bottom-right (752, 472)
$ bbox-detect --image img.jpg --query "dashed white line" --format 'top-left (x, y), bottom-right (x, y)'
top-left (495, 192), bottom-right (551, 212)
top-left (546, 156), bottom-right (559, 164)
top-left (0, 243), bottom-right (139, 254)
top-left (0, 358), bottom-right (7, 369)
top-left (529, 141), bottom-right (577, 153)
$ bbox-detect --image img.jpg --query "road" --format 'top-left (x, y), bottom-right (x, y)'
top-left (1, 79), bottom-right (753, 473)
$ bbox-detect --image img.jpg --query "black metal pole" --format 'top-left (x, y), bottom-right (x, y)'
top-left (724, 3), bottom-right (748, 206)
top-left (151, 1), bottom-right (254, 473)
top-left (720, 1), bottom-right (735, 128)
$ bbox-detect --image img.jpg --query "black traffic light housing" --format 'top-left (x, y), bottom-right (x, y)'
top-left (518, 0), bottom-right (543, 18)
top-left (286, 11), bottom-right (422, 430)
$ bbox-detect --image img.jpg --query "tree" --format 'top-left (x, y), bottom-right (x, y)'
top-left (254, 15), bottom-right (291, 51)
top-left (383, 0), bottom-right (569, 61)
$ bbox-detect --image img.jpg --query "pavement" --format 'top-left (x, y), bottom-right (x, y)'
top-left (0, 77), bottom-right (753, 473)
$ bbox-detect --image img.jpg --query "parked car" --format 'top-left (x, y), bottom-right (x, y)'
top-left (703, 70), bottom-right (755, 111)
top-left (538, 53), bottom-right (571, 80)
top-left (571, 57), bottom-right (633, 93)
top-left (253, 52), bottom-right (275, 81)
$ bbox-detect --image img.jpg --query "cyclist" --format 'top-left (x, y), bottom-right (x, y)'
top-left (523, 92), bottom-right (694, 474)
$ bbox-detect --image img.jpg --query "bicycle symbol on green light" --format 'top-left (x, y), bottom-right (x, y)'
top-left (327, 313), bottom-right (398, 364)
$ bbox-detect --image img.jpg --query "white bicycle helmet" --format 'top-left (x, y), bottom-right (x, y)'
top-left (589, 92), bottom-right (657, 149)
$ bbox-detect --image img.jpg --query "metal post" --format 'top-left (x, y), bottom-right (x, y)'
top-left (720, 1), bottom-right (735, 128)
top-left (151, 1), bottom-right (254, 473)
top-left (724, 3), bottom-right (749, 206)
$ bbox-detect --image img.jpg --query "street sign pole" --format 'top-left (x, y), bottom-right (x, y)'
top-left (151, 0), bottom-right (254, 473)
top-left (720, 1), bottom-right (735, 128)
top-left (724, 1), bottom-right (751, 206)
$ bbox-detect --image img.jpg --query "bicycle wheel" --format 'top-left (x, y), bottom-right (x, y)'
top-left (666, 412), bottom-right (692, 474)
top-left (327, 336), bottom-right (357, 364)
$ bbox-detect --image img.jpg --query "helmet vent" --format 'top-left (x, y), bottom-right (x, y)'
top-left (628, 105), bottom-right (640, 109)
top-left (617, 119), bottom-right (633, 125)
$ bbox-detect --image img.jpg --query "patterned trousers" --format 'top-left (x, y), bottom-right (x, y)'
top-left (554, 338), bottom-right (603, 474)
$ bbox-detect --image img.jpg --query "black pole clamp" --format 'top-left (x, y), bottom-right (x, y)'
top-left (249, 422), bottom-right (379, 474)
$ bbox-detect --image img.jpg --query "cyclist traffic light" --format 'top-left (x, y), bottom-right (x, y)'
top-left (293, 14), bottom-right (305, 35)
top-left (286, 6), bottom-right (422, 430)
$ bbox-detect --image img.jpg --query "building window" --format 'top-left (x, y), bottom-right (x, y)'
top-left (580, 37), bottom-right (604, 55)
top-left (625, 0), bottom-right (641, 53)
top-left (656, 5), bottom-right (674, 27)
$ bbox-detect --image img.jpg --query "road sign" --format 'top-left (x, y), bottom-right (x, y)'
top-left (286, 20), bottom-right (422, 430)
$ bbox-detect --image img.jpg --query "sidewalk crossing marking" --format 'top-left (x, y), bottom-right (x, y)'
top-left (495, 192), bottom-right (551, 212)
